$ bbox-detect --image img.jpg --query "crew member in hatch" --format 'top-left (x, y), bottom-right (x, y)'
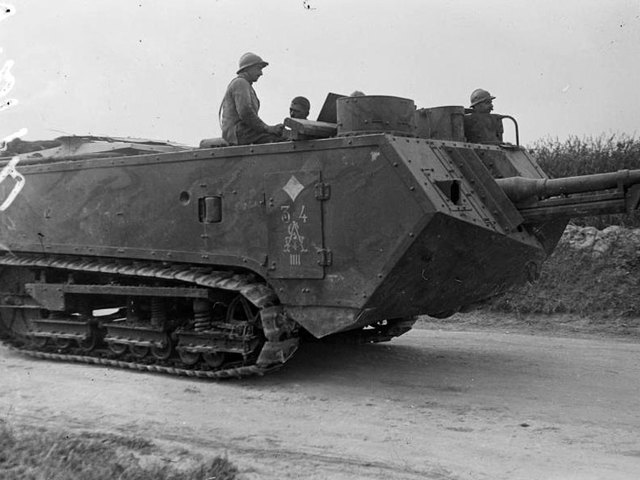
top-left (463, 88), bottom-right (504, 145)
top-left (289, 96), bottom-right (311, 120)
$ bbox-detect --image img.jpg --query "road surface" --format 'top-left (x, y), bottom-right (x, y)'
top-left (1, 326), bottom-right (640, 479)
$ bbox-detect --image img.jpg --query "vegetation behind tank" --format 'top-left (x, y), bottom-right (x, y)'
top-left (532, 133), bottom-right (640, 228)
top-left (477, 133), bottom-right (640, 321)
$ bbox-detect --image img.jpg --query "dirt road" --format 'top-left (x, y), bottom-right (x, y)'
top-left (2, 326), bottom-right (640, 479)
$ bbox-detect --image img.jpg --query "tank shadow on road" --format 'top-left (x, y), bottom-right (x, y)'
top-left (244, 333), bottom-right (546, 394)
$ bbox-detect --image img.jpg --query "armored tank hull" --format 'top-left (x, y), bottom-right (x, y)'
top-left (1, 96), bottom-right (637, 378)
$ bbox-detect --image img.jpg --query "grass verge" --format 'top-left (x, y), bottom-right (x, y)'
top-left (485, 240), bottom-right (640, 319)
top-left (0, 422), bottom-right (238, 480)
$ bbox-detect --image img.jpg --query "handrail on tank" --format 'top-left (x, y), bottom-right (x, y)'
top-left (499, 115), bottom-right (519, 147)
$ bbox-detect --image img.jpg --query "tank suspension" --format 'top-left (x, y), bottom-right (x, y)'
top-left (126, 297), bottom-right (141, 323)
top-left (0, 254), bottom-right (298, 378)
top-left (226, 294), bottom-right (259, 324)
top-left (74, 296), bottom-right (92, 321)
top-left (211, 301), bottom-right (227, 322)
top-left (130, 344), bottom-right (150, 359)
top-left (78, 304), bottom-right (100, 353)
top-left (193, 298), bottom-right (212, 332)
top-left (150, 297), bottom-right (166, 329)
top-left (48, 311), bottom-right (65, 320)
top-left (46, 311), bottom-right (74, 351)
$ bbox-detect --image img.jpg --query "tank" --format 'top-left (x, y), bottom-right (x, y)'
top-left (1, 95), bottom-right (640, 379)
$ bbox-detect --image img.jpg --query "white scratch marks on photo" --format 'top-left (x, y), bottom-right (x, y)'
top-left (0, 156), bottom-right (25, 211)
top-left (0, 3), bottom-right (14, 23)
top-left (1, 128), bottom-right (27, 146)
top-left (0, 59), bottom-right (16, 98)
top-left (0, 98), bottom-right (16, 113)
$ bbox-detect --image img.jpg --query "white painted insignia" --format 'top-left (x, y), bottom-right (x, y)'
top-left (0, 156), bottom-right (24, 211)
top-left (283, 221), bottom-right (308, 254)
top-left (283, 175), bottom-right (304, 202)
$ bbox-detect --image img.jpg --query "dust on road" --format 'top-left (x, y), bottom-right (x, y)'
top-left (2, 326), bottom-right (640, 480)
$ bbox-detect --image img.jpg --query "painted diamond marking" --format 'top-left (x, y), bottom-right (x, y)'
top-left (283, 175), bottom-right (304, 202)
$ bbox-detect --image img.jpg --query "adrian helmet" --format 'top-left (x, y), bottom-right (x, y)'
top-left (237, 52), bottom-right (269, 74)
top-left (470, 89), bottom-right (496, 107)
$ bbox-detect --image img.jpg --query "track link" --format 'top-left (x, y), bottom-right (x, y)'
top-left (0, 254), bottom-right (299, 379)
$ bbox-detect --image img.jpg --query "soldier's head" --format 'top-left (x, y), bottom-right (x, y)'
top-left (470, 88), bottom-right (495, 114)
top-left (237, 52), bottom-right (269, 83)
top-left (289, 96), bottom-right (310, 119)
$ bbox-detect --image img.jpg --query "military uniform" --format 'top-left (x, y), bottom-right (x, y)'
top-left (463, 113), bottom-right (504, 145)
top-left (220, 73), bottom-right (280, 146)
top-left (463, 89), bottom-right (503, 145)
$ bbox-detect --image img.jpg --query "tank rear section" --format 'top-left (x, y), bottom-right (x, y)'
top-left (0, 144), bottom-right (305, 378)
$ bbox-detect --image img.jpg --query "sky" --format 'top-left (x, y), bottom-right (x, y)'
top-left (1, 0), bottom-right (639, 147)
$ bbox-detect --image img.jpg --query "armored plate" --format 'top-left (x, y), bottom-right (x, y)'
top-left (265, 170), bottom-right (325, 279)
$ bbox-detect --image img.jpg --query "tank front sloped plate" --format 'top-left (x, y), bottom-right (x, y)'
top-left (364, 212), bottom-right (547, 320)
top-left (265, 170), bottom-right (324, 279)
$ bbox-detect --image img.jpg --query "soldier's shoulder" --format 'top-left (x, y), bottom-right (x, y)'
top-left (229, 76), bottom-right (251, 88)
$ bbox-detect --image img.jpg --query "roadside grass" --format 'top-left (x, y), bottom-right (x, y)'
top-left (486, 239), bottom-right (640, 319)
top-left (0, 421), bottom-right (238, 480)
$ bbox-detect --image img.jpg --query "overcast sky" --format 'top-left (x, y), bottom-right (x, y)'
top-left (1, 0), bottom-right (639, 146)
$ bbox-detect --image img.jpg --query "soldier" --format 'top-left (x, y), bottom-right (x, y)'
top-left (463, 88), bottom-right (504, 145)
top-left (289, 96), bottom-right (310, 120)
top-left (219, 52), bottom-right (284, 146)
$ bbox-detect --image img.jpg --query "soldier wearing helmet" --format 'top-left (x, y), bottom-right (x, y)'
top-left (289, 96), bottom-right (310, 120)
top-left (219, 52), bottom-right (284, 146)
top-left (463, 88), bottom-right (504, 144)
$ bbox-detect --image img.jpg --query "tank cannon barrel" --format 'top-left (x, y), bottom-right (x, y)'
top-left (496, 169), bottom-right (640, 203)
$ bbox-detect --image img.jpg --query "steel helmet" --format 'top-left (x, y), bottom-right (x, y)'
top-left (237, 52), bottom-right (269, 74)
top-left (470, 89), bottom-right (496, 107)
top-left (291, 96), bottom-right (310, 111)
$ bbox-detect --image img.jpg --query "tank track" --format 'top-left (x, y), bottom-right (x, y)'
top-left (0, 253), bottom-right (299, 379)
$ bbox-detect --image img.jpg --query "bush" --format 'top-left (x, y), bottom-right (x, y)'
top-left (528, 134), bottom-right (640, 228)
